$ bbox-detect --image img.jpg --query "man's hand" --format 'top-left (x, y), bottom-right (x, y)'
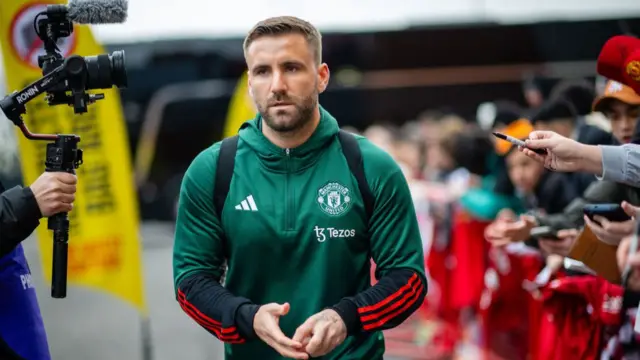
top-left (29, 172), bottom-right (77, 217)
top-left (583, 201), bottom-right (638, 246)
top-left (253, 303), bottom-right (308, 359)
top-left (292, 309), bottom-right (347, 357)
top-left (538, 229), bottom-right (578, 257)
top-left (519, 131), bottom-right (591, 172)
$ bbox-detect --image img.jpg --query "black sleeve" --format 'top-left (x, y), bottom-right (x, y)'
top-left (330, 268), bottom-right (426, 335)
top-left (0, 186), bottom-right (42, 257)
top-left (176, 272), bottom-right (259, 343)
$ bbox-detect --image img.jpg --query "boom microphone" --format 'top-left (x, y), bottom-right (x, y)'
top-left (597, 35), bottom-right (640, 94)
top-left (47, 0), bottom-right (128, 25)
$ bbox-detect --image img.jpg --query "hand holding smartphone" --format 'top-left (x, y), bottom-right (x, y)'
top-left (583, 203), bottom-right (632, 223)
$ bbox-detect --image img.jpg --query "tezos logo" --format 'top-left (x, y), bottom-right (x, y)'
top-left (314, 226), bottom-right (356, 242)
top-left (317, 182), bottom-right (352, 216)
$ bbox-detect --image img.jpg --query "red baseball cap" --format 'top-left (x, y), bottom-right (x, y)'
top-left (597, 35), bottom-right (640, 95)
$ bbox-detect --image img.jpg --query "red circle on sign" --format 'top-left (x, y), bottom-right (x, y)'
top-left (8, 1), bottom-right (78, 70)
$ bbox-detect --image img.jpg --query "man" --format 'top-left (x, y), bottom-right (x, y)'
top-left (173, 16), bottom-right (427, 360)
top-left (0, 171), bottom-right (77, 360)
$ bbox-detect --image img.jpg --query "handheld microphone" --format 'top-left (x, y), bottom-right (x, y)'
top-left (46, 0), bottom-right (128, 25)
top-left (597, 35), bottom-right (640, 94)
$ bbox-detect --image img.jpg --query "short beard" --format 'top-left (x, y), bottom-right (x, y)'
top-left (260, 93), bottom-right (317, 134)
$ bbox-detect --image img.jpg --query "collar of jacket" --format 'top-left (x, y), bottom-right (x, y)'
top-left (238, 105), bottom-right (340, 173)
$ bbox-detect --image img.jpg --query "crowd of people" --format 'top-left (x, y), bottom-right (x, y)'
top-left (345, 77), bottom-right (640, 359)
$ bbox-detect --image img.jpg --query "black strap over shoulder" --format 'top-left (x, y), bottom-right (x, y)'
top-left (337, 130), bottom-right (375, 220)
top-left (214, 135), bottom-right (239, 221)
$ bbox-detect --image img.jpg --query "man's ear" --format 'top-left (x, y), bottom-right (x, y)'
top-left (317, 63), bottom-right (330, 93)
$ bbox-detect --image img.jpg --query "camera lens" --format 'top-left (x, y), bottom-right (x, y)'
top-left (110, 50), bottom-right (127, 88)
top-left (85, 50), bottom-right (128, 90)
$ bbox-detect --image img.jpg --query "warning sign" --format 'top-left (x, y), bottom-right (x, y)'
top-left (9, 3), bottom-right (77, 69)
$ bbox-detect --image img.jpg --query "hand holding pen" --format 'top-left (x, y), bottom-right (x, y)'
top-left (511, 130), bottom-right (595, 173)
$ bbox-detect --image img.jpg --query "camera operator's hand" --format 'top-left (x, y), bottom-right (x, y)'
top-left (583, 201), bottom-right (638, 246)
top-left (29, 172), bottom-right (77, 217)
top-left (520, 131), bottom-right (600, 173)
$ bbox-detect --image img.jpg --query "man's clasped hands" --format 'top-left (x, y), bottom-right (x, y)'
top-left (253, 303), bottom-right (347, 359)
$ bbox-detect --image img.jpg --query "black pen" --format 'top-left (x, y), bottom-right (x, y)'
top-left (492, 132), bottom-right (548, 155)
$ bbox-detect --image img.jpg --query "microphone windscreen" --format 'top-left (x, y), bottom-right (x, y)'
top-left (67, 0), bottom-right (128, 24)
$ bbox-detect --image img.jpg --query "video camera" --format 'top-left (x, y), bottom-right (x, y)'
top-left (0, 0), bottom-right (128, 299)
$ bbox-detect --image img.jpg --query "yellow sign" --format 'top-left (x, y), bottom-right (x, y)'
top-left (224, 71), bottom-right (256, 138)
top-left (0, 0), bottom-right (146, 313)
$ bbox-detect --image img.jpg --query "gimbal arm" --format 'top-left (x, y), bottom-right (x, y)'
top-left (0, 55), bottom-right (88, 141)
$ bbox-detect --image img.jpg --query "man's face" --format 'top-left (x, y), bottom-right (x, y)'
top-left (604, 99), bottom-right (640, 143)
top-left (245, 33), bottom-right (329, 133)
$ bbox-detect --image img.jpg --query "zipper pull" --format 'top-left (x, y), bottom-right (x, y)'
top-left (285, 148), bottom-right (290, 156)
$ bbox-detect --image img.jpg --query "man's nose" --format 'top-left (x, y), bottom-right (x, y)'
top-left (270, 71), bottom-right (287, 93)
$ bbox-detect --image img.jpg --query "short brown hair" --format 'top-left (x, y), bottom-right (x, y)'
top-left (243, 16), bottom-right (322, 65)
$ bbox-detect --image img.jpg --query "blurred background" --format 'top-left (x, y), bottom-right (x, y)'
top-left (1, 0), bottom-right (640, 359)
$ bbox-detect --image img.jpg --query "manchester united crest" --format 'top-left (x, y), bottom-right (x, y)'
top-left (626, 61), bottom-right (640, 81)
top-left (317, 182), bottom-right (352, 216)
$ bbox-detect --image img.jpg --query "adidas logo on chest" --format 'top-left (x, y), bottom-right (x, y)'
top-left (234, 194), bottom-right (258, 211)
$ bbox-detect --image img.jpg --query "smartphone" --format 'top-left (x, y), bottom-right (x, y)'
top-left (530, 226), bottom-right (560, 240)
top-left (583, 203), bottom-right (632, 222)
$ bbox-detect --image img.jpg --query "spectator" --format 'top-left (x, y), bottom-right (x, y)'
top-left (592, 80), bottom-right (640, 144)
top-left (498, 81), bottom-right (640, 241)
top-left (530, 97), bottom-right (613, 147)
top-left (530, 97), bottom-right (614, 194)
top-left (522, 73), bottom-right (545, 108)
top-left (550, 77), bottom-right (610, 132)
top-left (363, 124), bottom-right (394, 154)
top-left (423, 115), bottom-right (465, 182)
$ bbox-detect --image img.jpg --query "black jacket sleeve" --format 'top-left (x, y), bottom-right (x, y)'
top-left (0, 186), bottom-right (42, 257)
top-left (331, 269), bottom-right (425, 335)
top-left (177, 273), bottom-right (258, 343)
